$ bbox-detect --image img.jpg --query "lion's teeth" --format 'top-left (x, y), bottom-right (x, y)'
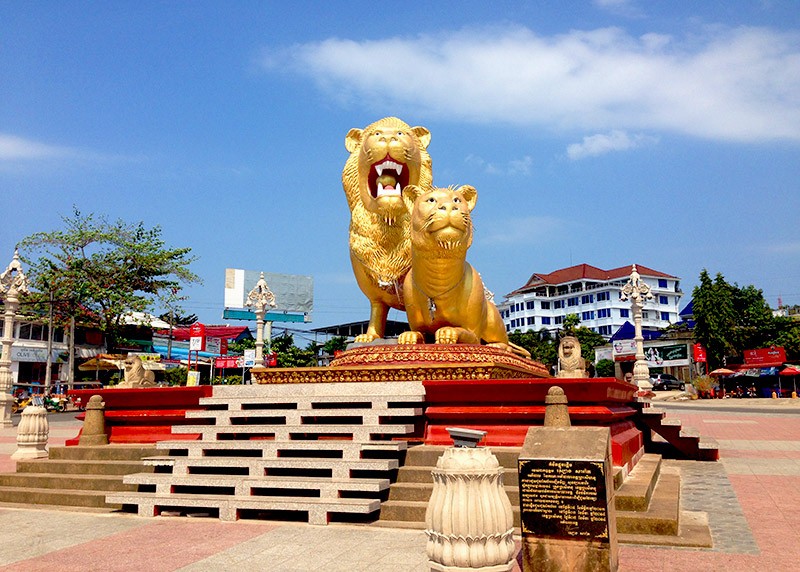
top-left (377, 183), bottom-right (385, 195)
top-left (395, 164), bottom-right (403, 174)
top-left (376, 165), bottom-right (384, 176)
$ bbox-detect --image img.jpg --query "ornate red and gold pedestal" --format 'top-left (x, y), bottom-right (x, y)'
top-left (252, 344), bottom-right (643, 471)
top-left (252, 343), bottom-right (550, 383)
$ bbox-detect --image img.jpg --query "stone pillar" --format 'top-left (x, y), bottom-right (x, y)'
top-left (425, 445), bottom-right (515, 571)
top-left (79, 395), bottom-right (109, 446)
top-left (12, 405), bottom-right (49, 459)
top-left (620, 265), bottom-right (653, 394)
top-left (246, 272), bottom-right (276, 367)
top-left (0, 250), bottom-right (29, 428)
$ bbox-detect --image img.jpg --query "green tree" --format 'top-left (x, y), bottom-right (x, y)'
top-left (18, 208), bottom-right (200, 351)
top-left (562, 313), bottom-right (581, 333)
top-left (509, 328), bottom-right (557, 370)
top-left (227, 336), bottom-right (255, 356)
top-left (692, 269), bottom-right (794, 367)
top-left (571, 326), bottom-right (607, 363)
top-left (158, 311), bottom-right (199, 327)
top-left (595, 359), bottom-right (615, 377)
top-left (270, 332), bottom-right (317, 367)
top-left (692, 270), bottom-right (736, 369)
top-left (321, 336), bottom-right (349, 355)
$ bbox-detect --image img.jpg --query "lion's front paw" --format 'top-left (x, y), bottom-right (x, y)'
top-left (398, 331), bottom-right (424, 345)
top-left (354, 333), bottom-right (379, 343)
top-left (435, 327), bottom-right (460, 345)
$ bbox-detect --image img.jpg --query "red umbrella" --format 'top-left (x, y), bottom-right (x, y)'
top-left (780, 366), bottom-right (799, 394)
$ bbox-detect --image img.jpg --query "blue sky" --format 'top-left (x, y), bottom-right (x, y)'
top-left (2, 1), bottom-right (799, 339)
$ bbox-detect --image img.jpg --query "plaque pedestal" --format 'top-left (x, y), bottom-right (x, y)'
top-left (518, 426), bottom-right (618, 572)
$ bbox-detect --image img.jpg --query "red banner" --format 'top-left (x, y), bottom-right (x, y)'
top-left (693, 343), bottom-right (707, 363)
top-left (744, 346), bottom-right (786, 366)
top-left (215, 356), bottom-right (242, 369)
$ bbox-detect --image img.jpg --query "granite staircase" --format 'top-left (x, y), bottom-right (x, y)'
top-left (636, 405), bottom-right (719, 461)
top-left (376, 446), bottom-right (712, 548)
top-left (107, 382), bottom-right (425, 525)
top-left (0, 445), bottom-right (157, 510)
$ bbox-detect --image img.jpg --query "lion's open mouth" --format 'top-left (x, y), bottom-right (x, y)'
top-left (368, 157), bottom-right (410, 199)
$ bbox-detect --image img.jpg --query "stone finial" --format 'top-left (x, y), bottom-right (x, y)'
top-left (79, 394), bottom-right (108, 445)
top-left (544, 386), bottom-right (571, 427)
top-left (426, 446), bottom-right (515, 571)
top-left (12, 405), bottom-right (49, 459)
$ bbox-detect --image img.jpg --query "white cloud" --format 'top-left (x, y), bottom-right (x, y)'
top-left (479, 216), bottom-right (566, 245)
top-left (465, 154), bottom-right (533, 175)
top-left (567, 130), bottom-right (658, 159)
top-left (764, 241), bottom-right (800, 254)
top-left (0, 133), bottom-right (77, 161)
top-left (266, 25), bottom-right (800, 142)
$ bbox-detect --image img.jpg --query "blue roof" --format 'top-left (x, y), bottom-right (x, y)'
top-left (609, 321), bottom-right (664, 342)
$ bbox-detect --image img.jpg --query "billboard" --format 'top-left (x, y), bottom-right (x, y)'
top-left (224, 269), bottom-right (313, 316)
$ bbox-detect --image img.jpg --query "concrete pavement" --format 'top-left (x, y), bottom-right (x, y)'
top-left (0, 400), bottom-right (797, 571)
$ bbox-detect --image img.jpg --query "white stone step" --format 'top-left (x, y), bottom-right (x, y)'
top-left (105, 491), bottom-right (380, 524)
top-left (154, 439), bottom-right (407, 457)
top-left (170, 423), bottom-right (416, 440)
top-left (184, 407), bottom-right (422, 422)
top-left (122, 473), bottom-right (390, 496)
top-left (207, 382), bottom-right (425, 400)
top-left (160, 455), bottom-right (398, 478)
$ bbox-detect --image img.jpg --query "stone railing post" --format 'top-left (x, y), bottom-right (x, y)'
top-left (425, 428), bottom-right (515, 572)
top-left (12, 405), bottom-right (49, 459)
top-left (79, 395), bottom-right (109, 446)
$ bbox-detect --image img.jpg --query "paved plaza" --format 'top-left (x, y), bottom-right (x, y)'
top-left (0, 398), bottom-right (797, 571)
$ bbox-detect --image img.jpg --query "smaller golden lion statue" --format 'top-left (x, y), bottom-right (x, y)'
top-left (397, 184), bottom-right (529, 357)
top-left (557, 335), bottom-right (588, 378)
top-left (342, 117), bottom-right (433, 342)
top-left (117, 355), bottom-right (156, 388)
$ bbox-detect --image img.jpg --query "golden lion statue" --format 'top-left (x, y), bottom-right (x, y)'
top-left (343, 117), bottom-right (433, 342)
top-left (397, 184), bottom-right (529, 357)
top-left (117, 355), bottom-right (156, 388)
top-left (557, 335), bottom-right (588, 378)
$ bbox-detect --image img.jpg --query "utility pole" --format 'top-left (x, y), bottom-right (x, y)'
top-left (44, 290), bottom-right (54, 394)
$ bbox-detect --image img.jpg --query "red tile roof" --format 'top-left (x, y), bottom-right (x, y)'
top-left (511, 263), bottom-right (677, 295)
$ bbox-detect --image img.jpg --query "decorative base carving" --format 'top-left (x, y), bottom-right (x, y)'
top-left (252, 344), bottom-right (550, 384)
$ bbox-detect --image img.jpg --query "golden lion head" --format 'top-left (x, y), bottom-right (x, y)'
top-left (343, 117), bottom-right (432, 224)
top-left (403, 184), bottom-right (477, 255)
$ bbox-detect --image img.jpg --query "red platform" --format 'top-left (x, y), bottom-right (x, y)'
top-left (66, 386), bottom-right (213, 445)
top-left (422, 377), bottom-right (643, 470)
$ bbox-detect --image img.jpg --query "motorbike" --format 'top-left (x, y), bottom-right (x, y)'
top-left (43, 395), bottom-right (66, 412)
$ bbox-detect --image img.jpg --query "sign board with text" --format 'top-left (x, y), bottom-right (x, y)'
top-left (518, 426), bottom-right (617, 570)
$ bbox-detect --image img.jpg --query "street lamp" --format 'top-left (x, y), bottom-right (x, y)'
top-left (0, 250), bottom-right (30, 427)
top-left (246, 272), bottom-right (276, 367)
top-left (620, 264), bottom-right (653, 395)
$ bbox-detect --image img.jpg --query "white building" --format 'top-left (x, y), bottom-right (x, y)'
top-left (500, 263), bottom-right (683, 339)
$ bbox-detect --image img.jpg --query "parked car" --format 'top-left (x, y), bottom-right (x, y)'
top-left (650, 373), bottom-right (685, 391)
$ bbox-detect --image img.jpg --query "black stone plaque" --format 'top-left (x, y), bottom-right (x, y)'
top-left (518, 458), bottom-right (609, 541)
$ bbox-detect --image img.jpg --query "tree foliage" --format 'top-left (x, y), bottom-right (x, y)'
top-left (692, 269), bottom-right (800, 367)
top-left (18, 208), bottom-right (200, 351)
top-left (158, 311), bottom-right (199, 327)
top-left (321, 336), bottom-right (349, 355)
top-left (270, 332), bottom-right (317, 367)
top-left (508, 316), bottom-right (607, 374)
